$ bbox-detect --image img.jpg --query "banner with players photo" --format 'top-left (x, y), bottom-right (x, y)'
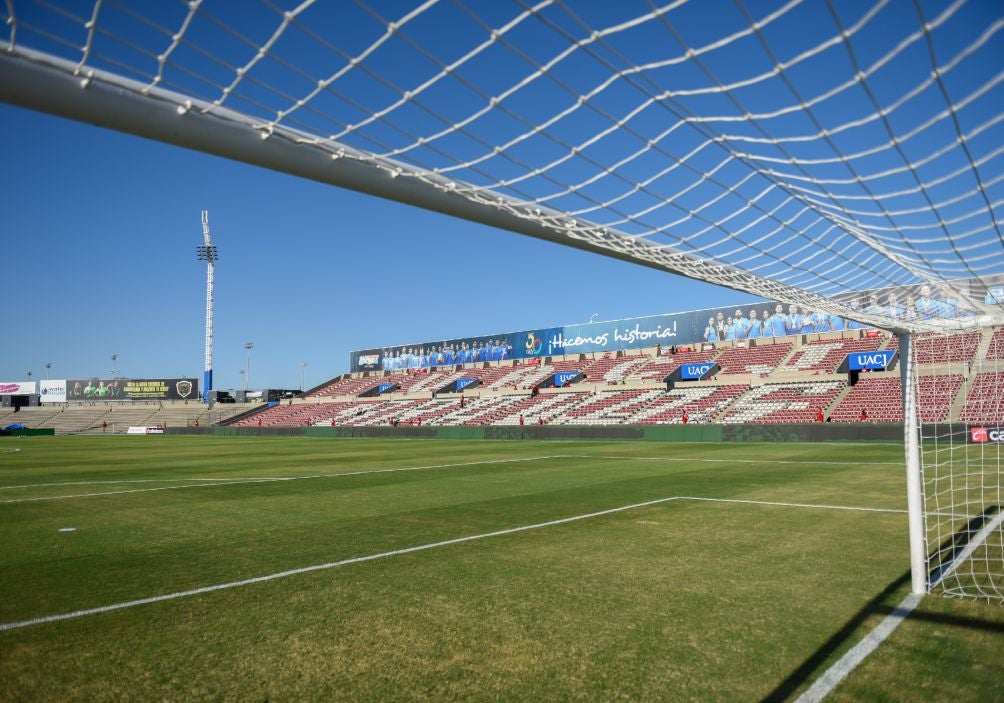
top-left (350, 278), bottom-right (1000, 372)
top-left (66, 378), bottom-right (198, 401)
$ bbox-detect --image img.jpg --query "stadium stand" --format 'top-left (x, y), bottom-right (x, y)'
top-left (828, 374), bottom-right (963, 423)
top-left (714, 342), bottom-right (793, 376)
top-left (780, 337), bottom-right (883, 374)
top-left (885, 332), bottom-right (982, 365)
top-left (958, 371), bottom-right (1004, 424)
top-left (718, 381), bottom-right (843, 424)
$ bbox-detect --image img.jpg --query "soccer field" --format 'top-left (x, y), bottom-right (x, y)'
top-left (0, 436), bottom-right (1000, 701)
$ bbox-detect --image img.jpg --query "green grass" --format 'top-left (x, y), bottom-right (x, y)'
top-left (0, 436), bottom-right (1000, 701)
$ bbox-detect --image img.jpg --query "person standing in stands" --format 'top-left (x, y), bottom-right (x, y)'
top-left (101, 419), bottom-right (107, 432)
top-left (519, 414), bottom-right (524, 426)
top-left (816, 409), bottom-right (824, 423)
top-left (681, 411), bottom-right (689, 425)
top-left (859, 408), bottom-right (868, 422)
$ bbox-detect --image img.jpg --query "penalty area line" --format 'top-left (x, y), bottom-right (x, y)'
top-left (0, 494), bottom-right (902, 633)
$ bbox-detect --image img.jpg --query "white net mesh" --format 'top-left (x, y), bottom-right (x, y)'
top-left (919, 325), bottom-right (1003, 601)
top-left (2, 1), bottom-right (1004, 599)
top-left (1, 0), bottom-right (1002, 331)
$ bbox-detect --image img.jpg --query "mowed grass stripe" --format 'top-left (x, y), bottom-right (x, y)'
top-left (0, 486), bottom-right (913, 702)
top-left (0, 441), bottom-right (902, 623)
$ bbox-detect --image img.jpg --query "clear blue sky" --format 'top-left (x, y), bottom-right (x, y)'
top-left (1, 0), bottom-right (999, 391)
top-left (0, 104), bottom-right (753, 391)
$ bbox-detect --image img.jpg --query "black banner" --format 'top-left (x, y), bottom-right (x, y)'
top-left (66, 378), bottom-right (198, 401)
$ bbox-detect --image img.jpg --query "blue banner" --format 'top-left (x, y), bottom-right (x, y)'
top-left (846, 350), bottom-right (896, 371)
top-left (349, 277), bottom-right (1000, 372)
top-left (553, 371), bottom-right (580, 387)
top-left (679, 363), bottom-right (716, 380)
top-left (456, 378), bottom-right (478, 392)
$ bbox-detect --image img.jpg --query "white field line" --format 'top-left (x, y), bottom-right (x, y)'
top-left (0, 456), bottom-right (571, 504)
top-left (0, 495), bottom-right (903, 633)
top-left (564, 454), bottom-right (905, 466)
top-left (677, 496), bottom-right (905, 514)
top-left (795, 593), bottom-right (923, 703)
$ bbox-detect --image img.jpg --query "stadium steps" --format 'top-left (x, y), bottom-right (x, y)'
top-left (973, 326), bottom-right (996, 366)
top-left (824, 383), bottom-right (854, 420)
top-left (946, 374), bottom-right (972, 422)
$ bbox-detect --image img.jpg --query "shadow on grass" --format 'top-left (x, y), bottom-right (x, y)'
top-left (763, 506), bottom-right (1003, 702)
top-left (760, 569), bottom-right (911, 703)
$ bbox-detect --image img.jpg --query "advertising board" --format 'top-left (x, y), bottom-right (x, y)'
top-left (846, 349), bottom-right (897, 371)
top-left (0, 382), bottom-right (37, 395)
top-left (970, 427), bottom-right (1004, 444)
top-left (39, 380), bottom-right (66, 403)
top-left (66, 378), bottom-right (198, 401)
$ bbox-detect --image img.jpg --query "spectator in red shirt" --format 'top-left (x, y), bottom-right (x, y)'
top-left (519, 414), bottom-right (524, 426)
top-left (859, 408), bottom-right (868, 422)
top-left (816, 410), bottom-right (824, 423)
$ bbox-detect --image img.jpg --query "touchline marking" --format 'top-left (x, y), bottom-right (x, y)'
top-left (795, 593), bottom-right (922, 703)
top-left (0, 456), bottom-right (572, 504)
top-left (0, 494), bottom-right (901, 633)
top-left (566, 454), bottom-right (904, 466)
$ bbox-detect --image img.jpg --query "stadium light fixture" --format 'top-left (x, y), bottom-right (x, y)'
top-left (111, 354), bottom-right (118, 379)
top-left (298, 361), bottom-right (307, 392)
top-left (244, 342), bottom-right (254, 391)
top-left (45, 362), bottom-right (51, 380)
top-left (26, 370), bottom-right (32, 382)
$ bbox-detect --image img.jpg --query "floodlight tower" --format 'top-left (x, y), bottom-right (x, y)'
top-left (196, 211), bottom-right (218, 404)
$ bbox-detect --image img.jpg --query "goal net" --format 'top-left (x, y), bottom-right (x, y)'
top-left (917, 324), bottom-right (1004, 601)
top-left (1, 1), bottom-right (1002, 599)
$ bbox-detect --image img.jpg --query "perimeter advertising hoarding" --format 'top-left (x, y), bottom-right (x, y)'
top-left (970, 427), bottom-right (1004, 444)
top-left (66, 378), bottom-right (198, 401)
top-left (0, 382), bottom-right (37, 395)
top-left (39, 380), bottom-right (67, 403)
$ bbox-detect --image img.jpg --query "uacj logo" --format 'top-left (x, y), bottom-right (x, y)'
top-left (971, 427), bottom-right (988, 443)
top-left (524, 332), bottom-right (543, 356)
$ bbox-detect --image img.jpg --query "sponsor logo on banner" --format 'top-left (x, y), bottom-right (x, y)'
top-left (970, 427), bottom-right (1004, 443)
top-left (456, 378), bottom-right (478, 391)
top-left (40, 380), bottom-right (67, 403)
top-left (680, 363), bottom-right (714, 380)
top-left (0, 382), bottom-right (37, 395)
top-left (357, 354), bottom-right (380, 369)
top-left (176, 380), bottom-right (193, 399)
top-left (847, 349), bottom-right (896, 371)
top-left (524, 332), bottom-right (544, 356)
top-left (553, 371), bottom-right (579, 387)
